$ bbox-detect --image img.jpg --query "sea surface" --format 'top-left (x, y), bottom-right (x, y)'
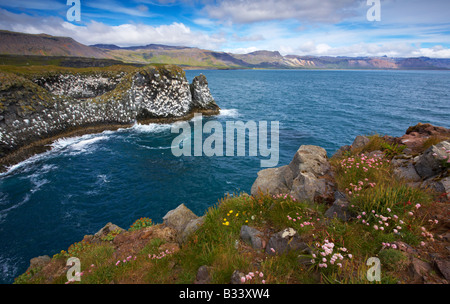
top-left (0, 69), bottom-right (449, 283)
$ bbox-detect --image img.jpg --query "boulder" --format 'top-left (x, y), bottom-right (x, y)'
top-left (163, 204), bottom-right (204, 243)
top-left (396, 123), bottom-right (450, 153)
top-left (163, 204), bottom-right (199, 233)
top-left (251, 145), bottom-right (334, 202)
top-left (181, 215), bottom-right (205, 243)
top-left (324, 199), bottom-right (352, 221)
top-left (351, 135), bottom-right (370, 151)
top-left (408, 257), bottom-right (432, 283)
top-left (289, 172), bottom-right (328, 202)
top-left (93, 222), bottom-right (125, 242)
top-left (265, 228), bottom-right (308, 255)
top-left (240, 225), bottom-right (265, 250)
top-left (435, 259), bottom-right (450, 281)
top-left (392, 160), bottom-right (421, 182)
top-left (414, 141), bottom-right (450, 179)
top-left (288, 145), bottom-right (330, 177)
top-left (195, 265), bottom-right (212, 284)
top-left (190, 74), bottom-right (219, 112)
top-left (439, 177), bottom-right (450, 200)
top-left (250, 165), bottom-right (293, 196)
top-left (27, 255), bottom-right (51, 272)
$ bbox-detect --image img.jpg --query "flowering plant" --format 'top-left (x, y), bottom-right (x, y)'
top-left (309, 239), bottom-right (352, 270)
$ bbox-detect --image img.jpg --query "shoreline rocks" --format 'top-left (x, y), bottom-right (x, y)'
top-left (0, 65), bottom-right (219, 172)
top-left (251, 145), bottom-right (335, 203)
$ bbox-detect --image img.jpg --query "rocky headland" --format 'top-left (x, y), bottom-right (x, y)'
top-left (0, 64), bottom-right (219, 172)
top-left (16, 122), bottom-right (450, 284)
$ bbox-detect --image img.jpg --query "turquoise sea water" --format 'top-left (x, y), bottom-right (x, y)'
top-left (0, 69), bottom-right (449, 283)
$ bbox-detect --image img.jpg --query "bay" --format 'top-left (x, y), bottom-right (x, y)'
top-left (0, 69), bottom-right (449, 283)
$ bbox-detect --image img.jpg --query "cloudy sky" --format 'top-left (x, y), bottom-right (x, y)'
top-left (0, 0), bottom-right (449, 57)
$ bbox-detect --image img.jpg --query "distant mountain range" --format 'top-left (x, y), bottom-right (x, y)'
top-left (1, 30), bottom-right (450, 70)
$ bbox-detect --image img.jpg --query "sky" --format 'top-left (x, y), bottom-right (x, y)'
top-left (0, 0), bottom-right (449, 58)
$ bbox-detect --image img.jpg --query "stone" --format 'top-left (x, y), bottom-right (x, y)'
top-left (324, 199), bottom-right (352, 221)
top-left (334, 190), bottom-right (347, 200)
top-left (163, 204), bottom-right (199, 233)
top-left (195, 265), bottom-right (212, 284)
top-left (437, 177), bottom-right (450, 200)
top-left (251, 165), bottom-right (293, 196)
top-left (414, 141), bottom-right (450, 179)
top-left (288, 145), bottom-right (330, 177)
top-left (351, 135), bottom-right (370, 151)
top-left (251, 145), bottom-right (334, 203)
top-left (140, 225), bottom-right (178, 243)
top-left (93, 222), bottom-right (125, 241)
top-left (435, 259), bottom-right (450, 281)
top-left (400, 123), bottom-right (450, 153)
top-left (421, 178), bottom-right (446, 193)
top-left (297, 247), bottom-right (314, 266)
top-left (240, 225), bottom-right (265, 250)
top-left (265, 228), bottom-right (308, 255)
top-left (190, 74), bottom-right (218, 111)
top-left (408, 257), bottom-right (432, 282)
top-left (392, 161), bottom-right (421, 182)
top-left (181, 215), bottom-right (205, 243)
top-left (289, 172), bottom-right (328, 202)
top-left (27, 255), bottom-right (51, 272)
top-left (230, 270), bottom-right (245, 284)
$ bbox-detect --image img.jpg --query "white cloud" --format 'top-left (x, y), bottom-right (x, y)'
top-left (85, 1), bottom-right (155, 18)
top-left (204, 0), bottom-right (362, 24)
top-left (193, 18), bottom-right (216, 27)
top-left (292, 41), bottom-right (450, 58)
top-left (222, 46), bottom-right (260, 54)
top-left (0, 9), bottom-right (226, 49)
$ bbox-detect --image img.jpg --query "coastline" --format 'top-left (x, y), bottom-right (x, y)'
top-left (13, 122), bottom-right (450, 284)
top-left (0, 108), bottom-right (220, 174)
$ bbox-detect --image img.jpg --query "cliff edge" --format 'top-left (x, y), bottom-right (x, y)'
top-left (0, 64), bottom-right (219, 171)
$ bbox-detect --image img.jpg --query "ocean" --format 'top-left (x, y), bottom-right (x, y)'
top-left (0, 69), bottom-right (449, 283)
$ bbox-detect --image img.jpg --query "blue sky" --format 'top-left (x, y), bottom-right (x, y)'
top-left (0, 0), bottom-right (449, 57)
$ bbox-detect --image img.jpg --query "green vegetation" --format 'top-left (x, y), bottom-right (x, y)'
top-left (129, 217), bottom-right (153, 232)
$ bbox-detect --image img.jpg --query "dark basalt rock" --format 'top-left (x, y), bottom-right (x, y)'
top-left (0, 65), bottom-right (220, 171)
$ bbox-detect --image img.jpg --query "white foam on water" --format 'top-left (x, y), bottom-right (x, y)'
top-left (137, 144), bottom-right (172, 150)
top-left (70, 136), bottom-right (108, 151)
top-left (50, 134), bottom-right (109, 156)
top-left (1, 134), bottom-right (111, 177)
top-left (0, 120), bottom-right (176, 177)
top-left (0, 151), bottom-right (54, 177)
top-left (97, 174), bottom-right (109, 184)
top-left (219, 108), bottom-right (239, 118)
top-left (0, 193), bottom-right (30, 223)
top-left (129, 122), bottom-right (172, 133)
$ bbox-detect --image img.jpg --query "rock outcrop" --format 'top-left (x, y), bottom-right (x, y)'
top-left (0, 65), bottom-right (219, 171)
top-left (162, 203), bottom-right (205, 244)
top-left (251, 145), bottom-right (334, 202)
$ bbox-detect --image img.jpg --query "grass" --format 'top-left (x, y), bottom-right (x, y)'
top-left (14, 134), bottom-right (445, 285)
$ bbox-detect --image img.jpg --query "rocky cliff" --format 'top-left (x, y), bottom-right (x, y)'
top-left (252, 123), bottom-right (450, 204)
top-left (16, 123), bottom-right (450, 285)
top-left (0, 65), bottom-right (219, 171)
